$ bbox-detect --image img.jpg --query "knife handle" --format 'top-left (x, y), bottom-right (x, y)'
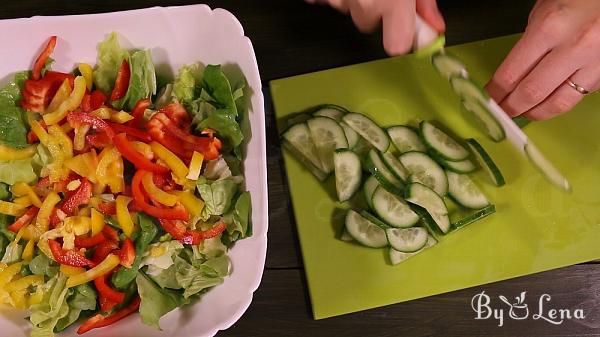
top-left (414, 15), bottom-right (440, 51)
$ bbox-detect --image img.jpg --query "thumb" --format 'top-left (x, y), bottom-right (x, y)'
top-left (416, 0), bottom-right (445, 33)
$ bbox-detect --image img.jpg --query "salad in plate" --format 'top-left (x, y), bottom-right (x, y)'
top-left (0, 33), bottom-right (252, 336)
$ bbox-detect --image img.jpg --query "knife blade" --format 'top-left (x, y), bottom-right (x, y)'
top-left (413, 16), bottom-right (571, 192)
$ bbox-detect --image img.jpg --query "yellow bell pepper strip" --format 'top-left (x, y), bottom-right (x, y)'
top-left (46, 78), bottom-right (72, 113)
top-left (131, 141), bottom-right (153, 160)
top-left (46, 124), bottom-right (74, 182)
top-left (186, 151), bottom-right (204, 180)
top-left (91, 208), bottom-right (105, 236)
top-left (0, 143), bottom-right (37, 161)
top-left (74, 124), bottom-right (91, 151)
top-left (78, 63), bottom-right (93, 91)
top-left (28, 285), bottom-right (44, 307)
top-left (12, 196), bottom-right (32, 207)
top-left (110, 111), bottom-right (134, 124)
top-left (4, 274), bottom-right (44, 293)
top-left (12, 182), bottom-right (43, 208)
top-left (31, 191), bottom-right (61, 240)
top-left (0, 263), bottom-right (7, 273)
top-left (116, 195), bottom-right (135, 237)
top-left (107, 154), bottom-right (125, 193)
top-left (0, 262), bottom-right (23, 305)
top-left (150, 141), bottom-right (189, 185)
top-left (141, 171), bottom-right (178, 207)
top-left (96, 146), bottom-right (122, 190)
top-left (171, 190), bottom-right (205, 217)
top-left (28, 117), bottom-right (49, 145)
top-left (65, 150), bottom-right (99, 184)
top-left (92, 107), bottom-right (113, 119)
top-left (43, 75), bottom-right (87, 125)
top-left (0, 200), bottom-right (27, 216)
top-left (10, 289), bottom-right (28, 308)
top-left (61, 122), bottom-right (74, 134)
top-left (67, 179), bottom-right (82, 191)
top-left (22, 239), bottom-right (36, 261)
top-left (60, 264), bottom-right (86, 276)
top-left (66, 253), bottom-right (120, 288)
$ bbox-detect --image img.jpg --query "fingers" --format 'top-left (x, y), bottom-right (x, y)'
top-left (485, 29), bottom-right (553, 103)
top-left (499, 46), bottom-right (582, 117)
top-left (382, 0), bottom-right (416, 55)
top-left (349, 0), bottom-right (382, 33)
top-left (416, 0), bottom-right (445, 33)
top-left (523, 66), bottom-right (600, 120)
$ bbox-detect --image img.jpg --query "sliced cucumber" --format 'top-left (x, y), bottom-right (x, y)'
top-left (461, 99), bottom-right (505, 142)
top-left (451, 204), bottom-right (496, 231)
top-left (372, 186), bottom-right (419, 228)
top-left (446, 170), bottom-right (489, 209)
top-left (281, 140), bottom-right (328, 181)
top-left (465, 138), bottom-right (505, 187)
top-left (380, 152), bottom-right (409, 182)
top-left (420, 121), bottom-right (469, 161)
top-left (399, 151), bottom-right (448, 196)
top-left (387, 125), bottom-right (426, 153)
top-left (439, 157), bottom-right (477, 174)
top-left (334, 149), bottom-right (362, 202)
top-left (364, 150), bottom-right (402, 192)
top-left (285, 113), bottom-right (312, 127)
top-left (524, 142), bottom-right (571, 192)
top-left (281, 123), bottom-right (327, 173)
top-left (313, 104), bottom-right (348, 121)
top-left (341, 122), bottom-right (360, 149)
top-left (307, 116), bottom-right (349, 173)
top-left (342, 113), bottom-right (389, 152)
top-left (389, 235), bottom-right (437, 265)
top-left (432, 52), bottom-right (468, 80)
top-left (385, 227), bottom-right (428, 253)
top-left (360, 210), bottom-right (391, 229)
top-left (450, 76), bottom-right (489, 103)
top-left (339, 226), bottom-right (354, 242)
top-left (405, 183), bottom-right (450, 234)
top-left (345, 209), bottom-right (388, 248)
top-left (363, 175), bottom-right (379, 210)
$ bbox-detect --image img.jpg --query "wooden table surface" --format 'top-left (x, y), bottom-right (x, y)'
top-left (2, 1), bottom-right (600, 336)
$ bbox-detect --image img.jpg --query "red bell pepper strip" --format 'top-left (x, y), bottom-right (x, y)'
top-left (147, 126), bottom-right (193, 160)
top-left (62, 178), bottom-right (92, 215)
top-left (131, 170), bottom-right (189, 220)
top-left (99, 294), bottom-right (118, 313)
top-left (158, 103), bottom-right (190, 127)
top-left (128, 98), bottom-right (151, 128)
top-left (152, 113), bottom-right (212, 150)
top-left (27, 130), bottom-right (39, 144)
top-left (53, 173), bottom-right (80, 194)
top-left (80, 93), bottom-right (92, 112)
top-left (108, 123), bottom-right (152, 142)
top-left (32, 36), bottom-right (57, 80)
top-left (86, 133), bottom-right (112, 149)
top-left (117, 239), bottom-right (135, 268)
top-left (43, 71), bottom-right (76, 87)
top-left (102, 225), bottom-right (120, 243)
top-left (49, 208), bottom-right (66, 228)
top-left (160, 219), bottom-right (227, 245)
top-left (113, 133), bottom-right (170, 174)
top-left (21, 78), bottom-right (58, 112)
top-left (74, 232), bottom-right (107, 248)
top-left (8, 207), bottom-right (39, 233)
top-left (110, 59), bottom-right (130, 101)
top-left (48, 239), bottom-right (95, 268)
top-left (67, 112), bottom-right (116, 139)
top-left (97, 201), bottom-right (116, 215)
top-left (92, 240), bottom-right (119, 264)
top-left (89, 90), bottom-right (107, 110)
top-left (93, 273), bottom-right (125, 303)
top-left (77, 297), bottom-right (141, 334)
top-left (158, 219), bottom-right (187, 241)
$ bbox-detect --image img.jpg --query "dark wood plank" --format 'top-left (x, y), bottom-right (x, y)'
top-left (223, 266), bottom-right (600, 336)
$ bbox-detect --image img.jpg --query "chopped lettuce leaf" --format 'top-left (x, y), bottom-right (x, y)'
top-left (172, 64), bottom-right (202, 107)
top-left (0, 71), bottom-right (30, 148)
top-left (41, 57), bottom-right (54, 77)
top-left (136, 272), bottom-right (187, 330)
top-left (55, 284), bottom-right (97, 332)
top-left (194, 235), bottom-right (227, 261)
top-left (1, 241), bottom-right (22, 264)
top-left (155, 83), bottom-right (173, 109)
top-left (29, 253), bottom-right (59, 278)
top-left (29, 274), bottom-right (70, 337)
top-left (196, 112), bottom-right (243, 148)
top-left (196, 178), bottom-right (238, 216)
top-left (0, 71), bottom-right (28, 107)
top-left (94, 32), bottom-right (129, 94)
top-left (175, 254), bottom-right (229, 298)
top-left (0, 183), bottom-right (10, 200)
top-left (201, 65), bottom-right (237, 118)
top-left (0, 158), bottom-right (38, 185)
top-left (149, 263), bottom-right (181, 289)
top-left (112, 50), bottom-right (156, 111)
top-left (141, 240), bottom-right (184, 274)
top-left (225, 191), bottom-right (252, 242)
top-left (203, 157), bottom-right (232, 180)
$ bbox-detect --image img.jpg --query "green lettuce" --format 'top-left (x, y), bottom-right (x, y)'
top-left (201, 65), bottom-right (237, 118)
top-left (136, 272), bottom-right (187, 330)
top-left (1, 241), bottom-right (22, 264)
top-left (93, 32), bottom-right (129, 94)
top-left (112, 49), bottom-right (156, 111)
top-left (55, 284), bottom-right (97, 332)
top-left (196, 177), bottom-right (238, 216)
top-left (224, 191), bottom-right (252, 242)
top-left (29, 274), bottom-right (71, 337)
top-left (197, 113), bottom-right (243, 148)
top-left (172, 64), bottom-right (202, 107)
top-left (0, 144), bottom-right (50, 185)
top-left (0, 71), bottom-right (29, 148)
top-left (175, 254), bottom-right (229, 298)
top-left (29, 253), bottom-right (59, 278)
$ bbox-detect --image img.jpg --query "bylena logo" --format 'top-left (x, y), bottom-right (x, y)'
top-left (471, 291), bottom-right (586, 327)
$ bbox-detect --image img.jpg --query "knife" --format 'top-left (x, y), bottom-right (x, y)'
top-left (412, 16), bottom-right (571, 192)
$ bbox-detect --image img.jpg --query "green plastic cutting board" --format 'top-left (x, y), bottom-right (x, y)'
top-left (270, 34), bottom-right (600, 319)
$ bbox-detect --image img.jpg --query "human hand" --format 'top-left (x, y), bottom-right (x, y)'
top-left (306, 0), bottom-right (445, 55)
top-left (486, 0), bottom-right (600, 120)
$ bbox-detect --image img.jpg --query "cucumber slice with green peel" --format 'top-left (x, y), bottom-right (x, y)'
top-left (405, 183), bottom-right (450, 234)
top-left (313, 104), bottom-right (348, 121)
top-left (341, 122), bottom-right (360, 148)
top-left (432, 52), bottom-right (468, 80)
top-left (381, 152), bottom-right (409, 182)
top-left (446, 170), bottom-right (490, 209)
top-left (524, 142), bottom-right (571, 192)
top-left (451, 204), bottom-right (496, 231)
top-left (333, 149), bottom-right (362, 202)
top-left (307, 116), bottom-right (349, 174)
top-left (281, 123), bottom-right (326, 173)
top-left (372, 186), bottom-right (419, 228)
top-left (388, 235), bottom-right (437, 265)
top-left (285, 113), bottom-right (312, 127)
top-left (420, 121), bottom-right (470, 161)
top-left (364, 149), bottom-right (402, 191)
top-left (399, 151), bottom-right (448, 196)
top-left (461, 99), bottom-right (506, 142)
top-left (281, 140), bottom-right (329, 181)
top-left (385, 227), bottom-right (428, 252)
top-left (450, 76), bottom-right (489, 103)
top-left (360, 210), bottom-right (392, 229)
top-left (439, 157), bottom-right (477, 174)
top-left (345, 209), bottom-right (388, 248)
top-left (513, 115), bottom-right (531, 128)
top-left (363, 175), bottom-right (379, 210)
top-left (465, 138), bottom-right (505, 187)
top-left (342, 113), bottom-right (389, 152)
top-left (387, 125), bottom-right (427, 153)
